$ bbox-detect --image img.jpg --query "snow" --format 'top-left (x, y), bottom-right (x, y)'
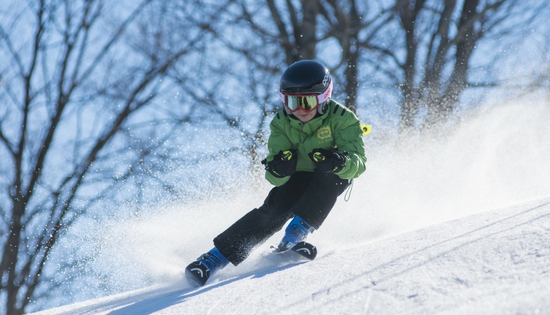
top-left (31, 198), bottom-right (550, 315)
top-left (30, 101), bottom-right (550, 314)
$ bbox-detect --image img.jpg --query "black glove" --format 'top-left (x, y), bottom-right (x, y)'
top-left (308, 148), bottom-right (347, 173)
top-left (262, 150), bottom-right (297, 178)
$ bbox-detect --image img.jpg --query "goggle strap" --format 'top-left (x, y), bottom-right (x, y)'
top-left (317, 80), bottom-right (333, 104)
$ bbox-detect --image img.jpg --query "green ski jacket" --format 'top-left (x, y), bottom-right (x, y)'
top-left (265, 100), bottom-right (367, 186)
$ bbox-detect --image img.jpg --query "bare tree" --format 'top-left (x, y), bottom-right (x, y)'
top-left (0, 0), bottom-right (206, 313)
top-left (165, 1), bottom-right (292, 174)
top-left (363, 0), bottom-right (544, 132)
top-left (317, 1), bottom-right (395, 113)
top-left (263, 0), bottom-right (320, 64)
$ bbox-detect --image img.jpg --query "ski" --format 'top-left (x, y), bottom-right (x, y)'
top-left (185, 261), bottom-right (210, 287)
top-left (271, 241), bottom-right (317, 261)
top-left (291, 241), bottom-right (317, 260)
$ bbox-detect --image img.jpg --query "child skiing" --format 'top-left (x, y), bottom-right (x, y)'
top-left (185, 60), bottom-right (367, 286)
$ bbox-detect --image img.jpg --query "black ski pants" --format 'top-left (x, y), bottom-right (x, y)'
top-left (214, 171), bottom-right (350, 265)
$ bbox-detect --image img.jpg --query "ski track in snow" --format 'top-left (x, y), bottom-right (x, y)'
top-left (31, 197), bottom-right (550, 315)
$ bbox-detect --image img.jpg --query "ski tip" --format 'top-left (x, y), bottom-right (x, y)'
top-left (291, 242), bottom-right (317, 260)
top-left (185, 262), bottom-right (210, 287)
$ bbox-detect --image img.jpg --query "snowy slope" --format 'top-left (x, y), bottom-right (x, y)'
top-left (29, 101), bottom-right (550, 314)
top-left (31, 197), bottom-right (550, 315)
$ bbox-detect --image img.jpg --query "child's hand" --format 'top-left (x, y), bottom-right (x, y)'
top-left (308, 148), bottom-right (346, 173)
top-left (263, 150), bottom-right (297, 178)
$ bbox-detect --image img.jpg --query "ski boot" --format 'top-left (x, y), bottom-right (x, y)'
top-left (185, 247), bottom-right (229, 286)
top-left (274, 215), bottom-right (315, 253)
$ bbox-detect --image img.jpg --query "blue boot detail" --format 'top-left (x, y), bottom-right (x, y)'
top-left (276, 215), bottom-right (315, 252)
top-left (185, 247), bottom-right (229, 286)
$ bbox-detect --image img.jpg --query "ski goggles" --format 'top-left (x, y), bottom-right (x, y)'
top-left (280, 80), bottom-right (333, 113)
top-left (283, 95), bottom-right (319, 112)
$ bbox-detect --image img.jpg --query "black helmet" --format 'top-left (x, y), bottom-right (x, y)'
top-left (280, 60), bottom-right (332, 94)
top-left (279, 60), bottom-right (333, 114)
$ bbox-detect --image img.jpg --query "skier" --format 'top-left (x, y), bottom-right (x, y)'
top-left (185, 60), bottom-right (367, 286)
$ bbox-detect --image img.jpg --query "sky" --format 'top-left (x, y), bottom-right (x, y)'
top-left (25, 96), bottom-right (550, 314)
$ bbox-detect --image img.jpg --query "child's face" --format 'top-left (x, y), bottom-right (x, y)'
top-left (293, 107), bottom-right (317, 123)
